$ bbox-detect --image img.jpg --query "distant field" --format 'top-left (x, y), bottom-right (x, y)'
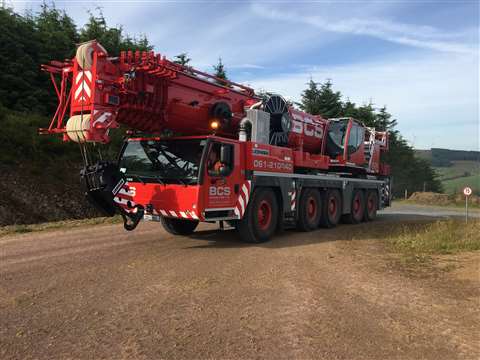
top-left (433, 160), bottom-right (479, 194)
top-left (442, 174), bottom-right (479, 194)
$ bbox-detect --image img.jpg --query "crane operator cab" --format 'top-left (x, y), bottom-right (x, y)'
top-left (326, 118), bottom-right (366, 168)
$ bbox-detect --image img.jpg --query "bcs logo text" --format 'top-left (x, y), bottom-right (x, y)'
top-left (209, 186), bottom-right (231, 196)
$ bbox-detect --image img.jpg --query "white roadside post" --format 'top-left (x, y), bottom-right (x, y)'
top-left (463, 187), bottom-right (472, 223)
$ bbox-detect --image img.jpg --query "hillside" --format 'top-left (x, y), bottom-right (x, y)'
top-left (415, 149), bottom-right (480, 195)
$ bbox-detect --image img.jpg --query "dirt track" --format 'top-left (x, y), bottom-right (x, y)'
top-left (1, 213), bottom-right (479, 359)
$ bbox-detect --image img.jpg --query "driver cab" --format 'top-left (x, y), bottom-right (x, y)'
top-left (202, 138), bottom-right (242, 220)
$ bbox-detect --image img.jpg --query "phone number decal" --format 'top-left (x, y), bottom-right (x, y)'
top-left (253, 160), bottom-right (293, 171)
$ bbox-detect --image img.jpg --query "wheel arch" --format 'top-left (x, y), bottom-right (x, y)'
top-left (252, 176), bottom-right (291, 221)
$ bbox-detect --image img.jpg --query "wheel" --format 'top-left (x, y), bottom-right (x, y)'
top-left (319, 189), bottom-right (342, 228)
top-left (297, 188), bottom-right (322, 231)
top-left (364, 190), bottom-right (378, 221)
top-left (342, 189), bottom-right (365, 224)
top-left (160, 217), bottom-right (198, 235)
top-left (237, 188), bottom-right (278, 243)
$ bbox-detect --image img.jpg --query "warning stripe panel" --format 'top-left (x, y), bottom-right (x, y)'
top-left (73, 70), bottom-right (92, 102)
top-left (234, 180), bottom-right (252, 219)
top-left (154, 209), bottom-right (200, 220)
top-left (290, 190), bottom-right (296, 211)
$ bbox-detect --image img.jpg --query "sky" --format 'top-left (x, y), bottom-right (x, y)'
top-left (11, 0), bottom-right (480, 150)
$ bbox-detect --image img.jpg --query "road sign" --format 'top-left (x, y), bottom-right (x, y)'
top-left (463, 187), bottom-right (472, 223)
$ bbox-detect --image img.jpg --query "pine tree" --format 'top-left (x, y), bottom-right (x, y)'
top-left (80, 9), bottom-right (152, 55)
top-left (173, 53), bottom-right (191, 66)
top-left (298, 79), bottom-right (321, 115)
top-left (342, 99), bottom-right (357, 118)
top-left (375, 106), bottom-right (398, 131)
top-left (316, 80), bottom-right (343, 118)
top-left (353, 103), bottom-right (377, 127)
top-left (213, 57), bottom-right (227, 84)
top-left (299, 79), bottom-right (343, 118)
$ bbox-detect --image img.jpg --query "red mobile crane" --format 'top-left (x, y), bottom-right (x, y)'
top-left (41, 41), bottom-right (391, 243)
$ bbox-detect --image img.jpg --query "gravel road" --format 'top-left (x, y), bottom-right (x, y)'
top-left (1, 210), bottom-right (479, 359)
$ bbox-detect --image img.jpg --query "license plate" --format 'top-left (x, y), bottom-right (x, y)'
top-left (143, 214), bottom-right (161, 222)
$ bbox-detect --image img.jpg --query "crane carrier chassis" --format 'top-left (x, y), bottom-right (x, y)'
top-left (41, 41), bottom-right (392, 243)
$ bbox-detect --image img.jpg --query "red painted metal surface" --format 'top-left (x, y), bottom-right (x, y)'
top-left (287, 108), bottom-right (327, 154)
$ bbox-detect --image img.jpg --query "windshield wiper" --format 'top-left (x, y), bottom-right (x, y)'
top-left (136, 175), bottom-right (166, 185)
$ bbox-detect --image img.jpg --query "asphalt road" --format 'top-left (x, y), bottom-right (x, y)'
top-left (384, 203), bottom-right (480, 219)
top-left (1, 209), bottom-right (479, 359)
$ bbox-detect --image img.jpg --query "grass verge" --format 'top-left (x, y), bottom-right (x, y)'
top-left (388, 219), bottom-right (480, 256)
top-left (397, 192), bottom-right (480, 209)
top-left (0, 216), bottom-right (122, 238)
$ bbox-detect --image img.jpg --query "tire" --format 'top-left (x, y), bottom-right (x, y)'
top-left (297, 188), bottom-right (322, 231)
top-left (319, 189), bottom-right (342, 228)
top-left (342, 189), bottom-right (365, 224)
top-left (161, 217), bottom-right (199, 235)
top-left (237, 188), bottom-right (278, 243)
top-left (364, 190), bottom-right (378, 221)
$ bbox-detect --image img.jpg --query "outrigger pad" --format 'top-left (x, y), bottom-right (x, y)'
top-left (121, 207), bottom-right (145, 231)
top-left (80, 161), bottom-right (145, 231)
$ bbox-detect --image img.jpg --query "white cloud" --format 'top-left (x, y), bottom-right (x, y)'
top-left (251, 3), bottom-right (477, 54)
top-left (243, 52), bottom-right (479, 150)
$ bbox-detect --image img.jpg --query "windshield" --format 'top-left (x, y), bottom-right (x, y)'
top-left (119, 139), bottom-right (207, 184)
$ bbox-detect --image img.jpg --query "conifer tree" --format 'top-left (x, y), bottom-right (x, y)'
top-left (173, 53), bottom-right (191, 66)
top-left (298, 79), bottom-right (321, 115)
top-left (375, 106), bottom-right (398, 131)
top-left (213, 57), bottom-right (228, 84)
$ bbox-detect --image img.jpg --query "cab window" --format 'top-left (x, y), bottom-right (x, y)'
top-left (347, 123), bottom-right (365, 154)
top-left (207, 143), bottom-right (233, 177)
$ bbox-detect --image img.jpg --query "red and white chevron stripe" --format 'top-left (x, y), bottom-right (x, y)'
top-left (74, 70), bottom-right (92, 103)
top-left (233, 180), bottom-right (252, 219)
top-left (157, 209), bottom-right (199, 220)
top-left (290, 190), bottom-right (296, 211)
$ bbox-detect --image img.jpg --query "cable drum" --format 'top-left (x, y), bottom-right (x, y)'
top-left (76, 42), bottom-right (107, 70)
top-left (66, 114), bottom-right (91, 143)
top-left (262, 95), bottom-right (292, 146)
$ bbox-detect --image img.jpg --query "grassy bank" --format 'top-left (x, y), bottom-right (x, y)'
top-left (388, 219), bottom-right (479, 255)
top-left (0, 216), bottom-right (122, 238)
top-left (400, 191), bottom-right (480, 209)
